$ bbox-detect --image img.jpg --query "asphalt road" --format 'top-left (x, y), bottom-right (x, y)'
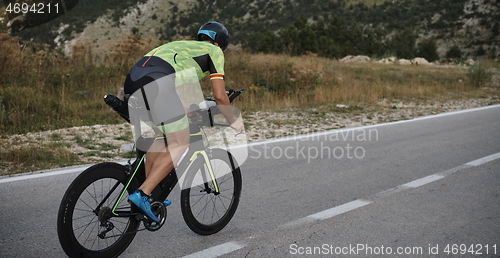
top-left (1, 105), bottom-right (499, 258)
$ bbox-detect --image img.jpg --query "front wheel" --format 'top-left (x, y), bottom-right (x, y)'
top-left (57, 162), bottom-right (140, 258)
top-left (181, 149), bottom-right (242, 235)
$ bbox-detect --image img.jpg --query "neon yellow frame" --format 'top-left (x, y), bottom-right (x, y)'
top-left (190, 150), bottom-right (220, 193)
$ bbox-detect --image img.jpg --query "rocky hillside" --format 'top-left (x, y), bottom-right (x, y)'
top-left (1, 0), bottom-right (499, 59)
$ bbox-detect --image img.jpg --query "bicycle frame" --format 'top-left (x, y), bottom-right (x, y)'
top-left (101, 122), bottom-right (221, 218)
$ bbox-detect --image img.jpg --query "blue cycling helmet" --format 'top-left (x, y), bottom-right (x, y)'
top-left (197, 21), bottom-right (229, 52)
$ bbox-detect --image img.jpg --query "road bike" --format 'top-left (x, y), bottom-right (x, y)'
top-left (57, 89), bottom-right (245, 258)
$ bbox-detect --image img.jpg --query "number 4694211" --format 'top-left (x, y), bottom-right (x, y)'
top-left (443, 244), bottom-right (497, 255)
top-left (6, 3), bottom-right (60, 14)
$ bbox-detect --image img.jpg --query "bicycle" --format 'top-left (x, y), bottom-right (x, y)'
top-left (57, 89), bottom-right (245, 258)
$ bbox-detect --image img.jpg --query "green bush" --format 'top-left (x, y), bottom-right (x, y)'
top-left (387, 27), bottom-right (417, 59)
top-left (467, 62), bottom-right (492, 87)
top-left (446, 45), bottom-right (462, 59)
top-left (417, 38), bottom-right (440, 62)
top-left (476, 46), bottom-right (486, 56)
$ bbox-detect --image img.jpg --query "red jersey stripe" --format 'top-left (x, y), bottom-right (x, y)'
top-left (210, 74), bottom-right (224, 79)
top-left (141, 50), bottom-right (158, 67)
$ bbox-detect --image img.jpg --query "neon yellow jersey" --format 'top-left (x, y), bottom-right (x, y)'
top-left (144, 41), bottom-right (225, 85)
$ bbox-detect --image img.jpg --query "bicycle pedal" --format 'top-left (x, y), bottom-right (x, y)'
top-left (144, 201), bottom-right (167, 231)
top-left (163, 200), bottom-right (172, 207)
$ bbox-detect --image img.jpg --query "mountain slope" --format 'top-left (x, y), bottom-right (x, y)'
top-left (1, 0), bottom-right (499, 59)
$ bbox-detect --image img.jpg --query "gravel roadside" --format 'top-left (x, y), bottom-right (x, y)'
top-left (1, 94), bottom-right (499, 176)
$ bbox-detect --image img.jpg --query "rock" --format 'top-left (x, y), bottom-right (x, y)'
top-left (466, 59), bottom-right (475, 65)
top-left (411, 57), bottom-right (431, 65)
top-left (340, 55), bottom-right (354, 62)
top-left (340, 55), bottom-right (371, 63)
top-left (378, 56), bottom-right (396, 64)
top-left (121, 143), bottom-right (135, 151)
top-left (397, 59), bottom-right (412, 65)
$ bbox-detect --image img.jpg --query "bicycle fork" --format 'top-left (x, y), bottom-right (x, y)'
top-left (190, 150), bottom-right (220, 195)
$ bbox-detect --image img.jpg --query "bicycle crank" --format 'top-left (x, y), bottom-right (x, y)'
top-left (143, 201), bottom-right (167, 231)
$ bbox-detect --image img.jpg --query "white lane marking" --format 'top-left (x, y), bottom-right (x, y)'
top-left (281, 200), bottom-right (372, 229)
top-left (281, 151), bottom-right (500, 230)
top-left (374, 185), bottom-right (411, 198)
top-left (308, 199), bottom-right (372, 220)
top-left (183, 151), bottom-right (500, 257)
top-left (0, 161), bottom-right (128, 184)
top-left (2, 105), bottom-right (500, 183)
top-left (402, 174), bottom-right (445, 188)
top-left (436, 165), bottom-right (471, 177)
top-left (397, 152), bottom-right (500, 190)
top-left (466, 152), bottom-right (500, 166)
top-left (181, 241), bottom-right (245, 258)
top-left (0, 166), bottom-right (89, 184)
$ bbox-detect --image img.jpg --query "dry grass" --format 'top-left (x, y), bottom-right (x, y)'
top-left (0, 33), bottom-right (159, 135)
top-left (1, 33), bottom-right (499, 175)
top-left (221, 50), bottom-right (476, 113)
top-left (1, 143), bottom-right (80, 174)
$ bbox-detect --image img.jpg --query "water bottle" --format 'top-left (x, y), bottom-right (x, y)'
top-left (104, 94), bottom-right (130, 122)
top-left (104, 94), bottom-right (123, 109)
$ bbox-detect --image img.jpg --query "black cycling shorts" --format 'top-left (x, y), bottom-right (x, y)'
top-left (124, 56), bottom-right (187, 133)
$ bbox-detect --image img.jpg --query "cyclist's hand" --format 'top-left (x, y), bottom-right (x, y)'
top-left (199, 100), bottom-right (216, 110)
top-left (230, 120), bottom-right (244, 133)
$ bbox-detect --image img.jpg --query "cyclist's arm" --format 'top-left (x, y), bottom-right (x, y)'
top-left (211, 79), bottom-right (243, 131)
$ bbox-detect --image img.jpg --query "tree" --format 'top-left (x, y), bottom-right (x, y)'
top-left (247, 28), bottom-right (282, 54)
top-left (492, 22), bottom-right (499, 37)
top-left (417, 38), bottom-right (440, 62)
top-left (345, 22), bottom-right (366, 55)
top-left (489, 46), bottom-right (498, 59)
top-left (312, 18), bottom-right (326, 36)
top-left (326, 16), bottom-right (349, 57)
top-left (387, 27), bottom-right (416, 59)
top-left (131, 27), bottom-right (140, 36)
top-left (446, 45), bottom-right (462, 59)
top-left (318, 36), bottom-right (341, 58)
top-left (280, 26), bottom-right (301, 55)
top-left (294, 13), bottom-right (308, 30)
top-left (476, 45), bottom-right (486, 56)
top-left (298, 25), bottom-right (319, 54)
top-left (327, 16), bottom-right (348, 44)
top-left (367, 25), bottom-right (387, 57)
top-left (279, 15), bottom-right (321, 56)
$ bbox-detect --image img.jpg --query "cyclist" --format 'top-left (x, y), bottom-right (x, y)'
top-left (124, 21), bottom-right (244, 222)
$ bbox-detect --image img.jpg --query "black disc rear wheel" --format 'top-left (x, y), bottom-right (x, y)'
top-left (57, 163), bottom-right (139, 258)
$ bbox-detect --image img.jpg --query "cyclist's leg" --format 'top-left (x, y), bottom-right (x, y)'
top-left (141, 126), bottom-right (189, 195)
top-left (126, 57), bottom-right (186, 222)
top-left (140, 73), bottom-right (189, 194)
